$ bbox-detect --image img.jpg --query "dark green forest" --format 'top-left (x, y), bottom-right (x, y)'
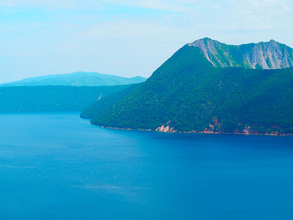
top-left (80, 83), bottom-right (143, 119)
top-left (0, 85), bottom-right (131, 112)
top-left (82, 45), bottom-right (293, 135)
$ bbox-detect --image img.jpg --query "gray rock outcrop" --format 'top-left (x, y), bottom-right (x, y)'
top-left (188, 38), bottom-right (293, 69)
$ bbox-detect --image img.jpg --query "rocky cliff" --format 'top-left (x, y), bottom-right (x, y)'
top-left (188, 38), bottom-right (293, 69)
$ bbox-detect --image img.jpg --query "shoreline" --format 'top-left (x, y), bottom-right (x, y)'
top-left (98, 125), bottom-right (293, 136)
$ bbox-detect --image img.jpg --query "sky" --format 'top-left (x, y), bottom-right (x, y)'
top-left (0, 0), bottom-right (293, 83)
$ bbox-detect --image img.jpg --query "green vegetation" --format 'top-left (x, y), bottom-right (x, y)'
top-left (82, 45), bottom-right (293, 135)
top-left (80, 83), bottom-right (143, 119)
top-left (0, 85), bottom-right (131, 112)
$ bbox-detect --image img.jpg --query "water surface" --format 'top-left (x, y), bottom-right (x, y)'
top-left (1, 113), bottom-right (293, 219)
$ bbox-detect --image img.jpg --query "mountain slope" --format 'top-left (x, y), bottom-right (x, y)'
top-left (0, 85), bottom-right (131, 112)
top-left (1, 72), bottom-right (146, 87)
top-left (189, 38), bottom-right (293, 69)
top-left (80, 83), bottom-right (143, 119)
top-left (81, 39), bottom-right (293, 135)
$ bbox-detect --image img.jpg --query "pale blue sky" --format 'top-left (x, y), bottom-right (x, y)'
top-left (1, 0), bottom-right (293, 83)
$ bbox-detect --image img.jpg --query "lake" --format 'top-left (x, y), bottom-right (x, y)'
top-left (1, 112), bottom-right (293, 220)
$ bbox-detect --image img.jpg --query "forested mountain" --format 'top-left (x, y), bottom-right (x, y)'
top-left (0, 85), bottom-right (131, 112)
top-left (1, 72), bottom-right (146, 87)
top-left (81, 39), bottom-right (293, 135)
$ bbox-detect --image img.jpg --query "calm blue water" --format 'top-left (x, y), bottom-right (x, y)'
top-left (1, 112), bottom-right (293, 220)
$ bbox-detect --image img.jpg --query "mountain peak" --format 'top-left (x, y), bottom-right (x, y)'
top-left (189, 37), bottom-right (219, 46)
top-left (188, 38), bottom-right (293, 69)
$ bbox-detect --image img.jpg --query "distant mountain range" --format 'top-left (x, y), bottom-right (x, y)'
top-left (81, 38), bottom-right (293, 135)
top-left (0, 72), bottom-right (146, 87)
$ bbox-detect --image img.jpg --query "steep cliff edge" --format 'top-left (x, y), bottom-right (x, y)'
top-left (188, 38), bottom-right (293, 70)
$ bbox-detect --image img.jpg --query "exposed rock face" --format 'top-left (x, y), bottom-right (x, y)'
top-left (154, 118), bottom-right (287, 135)
top-left (155, 121), bottom-right (176, 133)
top-left (188, 38), bottom-right (293, 69)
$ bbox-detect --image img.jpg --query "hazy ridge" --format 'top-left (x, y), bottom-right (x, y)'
top-left (1, 72), bottom-right (146, 87)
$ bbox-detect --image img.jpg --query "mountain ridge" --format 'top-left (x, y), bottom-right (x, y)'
top-left (1, 71), bottom-right (146, 87)
top-left (188, 38), bottom-right (293, 70)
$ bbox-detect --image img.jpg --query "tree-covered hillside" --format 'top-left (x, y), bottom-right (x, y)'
top-left (0, 85), bottom-right (131, 112)
top-left (82, 45), bottom-right (293, 135)
top-left (80, 83), bottom-right (143, 119)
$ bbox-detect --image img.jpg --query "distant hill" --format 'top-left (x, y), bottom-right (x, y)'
top-left (189, 38), bottom-right (293, 69)
top-left (81, 39), bottom-right (293, 135)
top-left (0, 85), bottom-right (131, 112)
top-left (0, 72), bottom-right (146, 87)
